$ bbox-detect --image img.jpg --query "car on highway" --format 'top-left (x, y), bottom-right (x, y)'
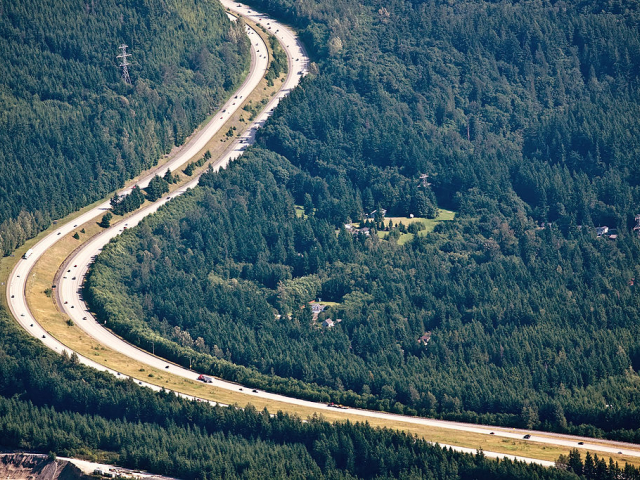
top-left (523, 434), bottom-right (531, 439)
top-left (578, 442), bottom-right (584, 445)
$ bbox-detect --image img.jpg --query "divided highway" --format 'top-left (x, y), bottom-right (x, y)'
top-left (6, 1), bottom-right (640, 471)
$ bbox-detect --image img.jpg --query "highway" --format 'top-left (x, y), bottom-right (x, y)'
top-left (6, 1), bottom-right (640, 472)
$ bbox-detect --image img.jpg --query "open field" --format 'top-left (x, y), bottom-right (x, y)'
top-left (377, 209), bottom-right (456, 244)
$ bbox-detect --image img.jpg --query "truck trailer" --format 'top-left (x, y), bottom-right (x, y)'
top-left (23, 248), bottom-right (33, 260)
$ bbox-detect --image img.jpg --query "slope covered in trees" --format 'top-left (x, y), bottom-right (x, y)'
top-left (0, 0), bottom-right (249, 254)
top-left (86, 149), bottom-right (640, 441)
top-left (0, 311), bottom-right (599, 480)
top-left (85, 0), bottom-right (640, 442)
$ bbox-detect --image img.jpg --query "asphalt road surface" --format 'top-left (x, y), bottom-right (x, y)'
top-left (6, 1), bottom-right (639, 471)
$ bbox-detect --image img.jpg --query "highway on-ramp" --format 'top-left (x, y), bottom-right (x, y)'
top-left (6, 1), bottom-right (640, 471)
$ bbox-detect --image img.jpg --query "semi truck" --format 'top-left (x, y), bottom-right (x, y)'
top-left (23, 249), bottom-right (33, 260)
top-left (198, 374), bottom-right (213, 383)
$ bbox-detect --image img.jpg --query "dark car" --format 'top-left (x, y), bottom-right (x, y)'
top-left (523, 434), bottom-right (531, 439)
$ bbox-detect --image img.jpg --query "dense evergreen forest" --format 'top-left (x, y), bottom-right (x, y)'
top-left (0, 0), bottom-right (249, 254)
top-left (86, 0), bottom-right (640, 443)
top-left (3, 311), bottom-right (614, 480)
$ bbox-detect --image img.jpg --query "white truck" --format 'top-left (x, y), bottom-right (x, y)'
top-left (23, 248), bottom-right (33, 260)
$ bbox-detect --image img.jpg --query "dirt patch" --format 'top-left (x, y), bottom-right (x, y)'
top-left (0, 454), bottom-right (90, 480)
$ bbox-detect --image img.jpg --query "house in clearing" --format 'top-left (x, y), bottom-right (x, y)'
top-left (309, 302), bottom-right (327, 320)
top-left (418, 331), bottom-right (432, 345)
top-left (311, 303), bottom-right (326, 314)
top-left (367, 209), bottom-right (387, 219)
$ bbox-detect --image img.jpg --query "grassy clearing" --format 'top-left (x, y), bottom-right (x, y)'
top-left (377, 209), bottom-right (456, 245)
top-left (387, 209), bottom-right (456, 233)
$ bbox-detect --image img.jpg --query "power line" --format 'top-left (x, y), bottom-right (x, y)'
top-left (117, 44), bottom-right (132, 84)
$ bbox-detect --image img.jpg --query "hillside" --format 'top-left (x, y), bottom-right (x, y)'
top-left (0, 311), bottom-right (597, 480)
top-left (0, 0), bottom-right (249, 254)
top-left (85, 0), bottom-right (640, 443)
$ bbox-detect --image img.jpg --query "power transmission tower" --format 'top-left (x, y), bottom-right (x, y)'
top-left (117, 44), bottom-right (132, 84)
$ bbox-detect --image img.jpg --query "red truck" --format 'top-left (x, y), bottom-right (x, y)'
top-left (198, 374), bottom-right (213, 383)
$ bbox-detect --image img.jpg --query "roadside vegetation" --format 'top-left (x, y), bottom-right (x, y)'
top-left (1, 311), bottom-right (613, 480)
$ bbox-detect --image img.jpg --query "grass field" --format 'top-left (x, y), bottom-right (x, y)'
top-left (377, 209), bottom-right (456, 244)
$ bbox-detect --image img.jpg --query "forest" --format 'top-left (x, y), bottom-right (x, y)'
top-left (84, 0), bottom-right (640, 444)
top-left (2, 310), bottom-right (615, 480)
top-left (0, 0), bottom-right (249, 255)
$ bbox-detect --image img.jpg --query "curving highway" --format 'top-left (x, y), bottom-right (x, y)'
top-left (6, 1), bottom-right (640, 471)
